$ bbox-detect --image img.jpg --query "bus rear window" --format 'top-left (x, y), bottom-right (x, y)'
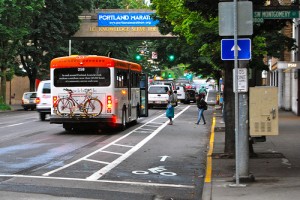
top-left (148, 86), bottom-right (169, 94)
top-left (54, 67), bottom-right (110, 87)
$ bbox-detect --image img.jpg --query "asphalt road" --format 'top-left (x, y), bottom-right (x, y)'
top-left (0, 97), bottom-right (214, 199)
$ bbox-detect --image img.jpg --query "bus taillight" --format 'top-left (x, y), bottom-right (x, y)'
top-left (107, 95), bottom-right (112, 113)
top-left (112, 115), bottom-right (117, 123)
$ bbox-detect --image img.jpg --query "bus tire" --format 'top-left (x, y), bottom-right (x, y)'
top-left (63, 123), bottom-right (72, 132)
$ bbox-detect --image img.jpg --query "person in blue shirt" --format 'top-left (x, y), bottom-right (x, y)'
top-left (198, 86), bottom-right (207, 97)
top-left (166, 90), bottom-right (175, 125)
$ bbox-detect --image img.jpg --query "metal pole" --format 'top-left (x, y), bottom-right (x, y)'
top-left (69, 40), bottom-right (71, 56)
top-left (238, 62), bottom-right (249, 178)
top-left (233, 0), bottom-right (240, 185)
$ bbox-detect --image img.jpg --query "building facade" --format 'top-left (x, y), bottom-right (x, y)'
top-left (268, 0), bottom-right (300, 116)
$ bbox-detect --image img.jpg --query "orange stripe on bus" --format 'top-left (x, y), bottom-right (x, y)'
top-left (50, 55), bottom-right (142, 72)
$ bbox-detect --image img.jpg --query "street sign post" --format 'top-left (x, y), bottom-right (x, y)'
top-left (219, 1), bottom-right (253, 36)
top-left (233, 68), bottom-right (248, 93)
top-left (221, 39), bottom-right (251, 60)
top-left (253, 10), bottom-right (300, 23)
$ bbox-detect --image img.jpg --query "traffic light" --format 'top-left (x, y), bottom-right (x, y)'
top-left (135, 54), bottom-right (142, 61)
top-left (168, 54), bottom-right (175, 62)
top-left (168, 73), bottom-right (172, 78)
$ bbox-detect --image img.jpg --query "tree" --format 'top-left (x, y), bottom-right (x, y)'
top-left (0, 0), bottom-right (44, 102)
top-left (18, 0), bottom-right (93, 91)
top-left (151, 0), bottom-right (297, 155)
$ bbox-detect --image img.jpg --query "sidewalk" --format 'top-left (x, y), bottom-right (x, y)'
top-left (203, 108), bottom-right (300, 200)
top-left (0, 104), bottom-right (23, 112)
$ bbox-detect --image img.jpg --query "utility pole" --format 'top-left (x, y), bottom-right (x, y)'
top-left (237, 0), bottom-right (254, 183)
top-left (219, 0), bottom-right (253, 185)
top-left (233, 0), bottom-right (252, 186)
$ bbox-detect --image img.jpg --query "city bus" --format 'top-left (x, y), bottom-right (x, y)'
top-left (50, 55), bottom-right (148, 132)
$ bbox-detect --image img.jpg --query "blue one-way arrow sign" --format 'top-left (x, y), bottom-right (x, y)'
top-left (221, 38), bottom-right (251, 60)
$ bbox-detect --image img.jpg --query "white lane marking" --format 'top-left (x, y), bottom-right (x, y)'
top-left (43, 110), bottom-right (181, 177)
top-left (0, 174), bottom-right (194, 189)
top-left (281, 158), bottom-right (291, 166)
top-left (132, 167), bottom-right (177, 177)
top-left (100, 150), bottom-right (123, 155)
top-left (143, 125), bottom-right (160, 128)
top-left (86, 106), bottom-right (190, 180)
top-left (0, 123), bottom-right (24, 129)
top-left (137, 128), bottom-right (155, 131)
top-left (205, 90), bottom-right (209, 102)
top-left (0, 119), bottom-right (39, 129)
top-left (159, 156), bottom-right (170, 162)
top-left (84, 159), bottom-right (110, 165)
top-left (112, 143), bottom-right (134, 148)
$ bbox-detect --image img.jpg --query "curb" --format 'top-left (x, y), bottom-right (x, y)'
top-left (202, 114), bottom-right (217, 200)
top-left (202, 182), bottom-right (212, 200)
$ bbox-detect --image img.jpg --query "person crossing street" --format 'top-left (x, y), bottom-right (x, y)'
top-left (195, 93), bottom-right (207, 125)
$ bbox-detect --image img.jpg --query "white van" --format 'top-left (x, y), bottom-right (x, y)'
top-left (36, 80), bottom-right (51, 121)
top-left (148, 85), bottom-right (171, 108)
top-left (176, 85), bottom-right (187, 103)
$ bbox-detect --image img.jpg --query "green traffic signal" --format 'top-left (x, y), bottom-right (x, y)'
top-left (135, 54), bottom-right (142, 61)
top-left (168, 55), bottom-right (175, 62)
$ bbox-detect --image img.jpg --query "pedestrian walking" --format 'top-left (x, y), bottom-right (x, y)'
top-left (195, 94), bottom-right (207, 125)
top-left (166, 90), bottom-right (176, 125)
top-left (198, 86), bottom-right (207, 98)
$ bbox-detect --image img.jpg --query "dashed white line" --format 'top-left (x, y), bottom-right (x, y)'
top-left (0, 122), bottom-right (24, 128)
top-left (112, 143), bottom-right (134, 148)
top-left (137, 128), bottom-right (155, 131)
top-left (148, 122), bottom-right (164, 125)
top-left (0, 120), bottom-right (38, 129)
top-left (100, 150), bottom-right (123, 155)
top-left (84, 159), bottom-right (110, 165)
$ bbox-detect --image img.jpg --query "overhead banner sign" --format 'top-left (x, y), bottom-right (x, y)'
top-left (98, 12), bottom-right (159, 27)
top-left (72, 9), bottom-right (175, 38)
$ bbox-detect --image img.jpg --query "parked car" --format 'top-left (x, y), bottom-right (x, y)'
top-left (186, 89), bottom-right (197, 103)
top-left (21, 92), bottom-right (37, 110)
top-left (36, 80), bottom-right (51, 121)
top-left (148, 85), bottom-right (172, 108)
top-left (176, 85), bottom-right (188, 103)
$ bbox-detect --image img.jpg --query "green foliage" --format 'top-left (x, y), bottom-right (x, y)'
top-left (0, 0), bottom-right (45, 101)
top-left (0, 95), bottom-right (11, 110)
top-left (17, 0), bottom-right (93, 85)
top-left (119, 0), bottom-right (148, 9)
top-left (152, 0), bottom-right (297, 79)
top-left (93, 0), bottom-right (121, 9)
top-left (0, 103), bottom-right (11, 111)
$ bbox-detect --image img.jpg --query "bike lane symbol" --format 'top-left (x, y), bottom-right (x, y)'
top-left (132, 166), bottom-right (177, 176)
